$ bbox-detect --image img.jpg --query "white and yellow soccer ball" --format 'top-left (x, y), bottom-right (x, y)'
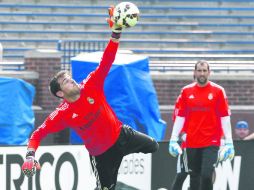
top-left (113, 2), bottom-right (140, 28)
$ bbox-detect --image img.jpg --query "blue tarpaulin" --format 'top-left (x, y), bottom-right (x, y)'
top-left (70, 51), bottom-right (166, 143)
top-left (0, 77), bottom-right (35, 145)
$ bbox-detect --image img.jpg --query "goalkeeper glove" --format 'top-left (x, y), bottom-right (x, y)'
top-left (168, 138), bottom-right (182, 157)
top-left (106, 5), bottom-right (122, 39)
top-left (218, 140), bottom-right (235, 162)
top-left (22, 150), bottom-right (40, 177)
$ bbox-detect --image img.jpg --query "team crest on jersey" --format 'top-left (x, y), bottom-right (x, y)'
top-left (87, 97), bottom-right (94, 104)
top-left (208, 93), bottom-right (213, 100)
top-left (72, 113), bottom-right (78, 118)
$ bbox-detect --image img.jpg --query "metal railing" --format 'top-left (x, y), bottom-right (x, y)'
top-left (57, 40), bottom-right (254, 73)
top-left (57, 40), bottom-right (107, 70)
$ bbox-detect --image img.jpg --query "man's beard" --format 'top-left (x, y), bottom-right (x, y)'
top-left (197, 77), bottom-right (207, 85)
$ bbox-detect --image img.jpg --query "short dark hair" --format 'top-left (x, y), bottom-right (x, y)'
top-left (195, 60), bottom-right (210, 71)
top-left (49, 70), bottom-right (69, 98)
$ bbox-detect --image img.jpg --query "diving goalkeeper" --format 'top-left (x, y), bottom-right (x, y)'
top-left (21, 6), bottom-right (158, 190)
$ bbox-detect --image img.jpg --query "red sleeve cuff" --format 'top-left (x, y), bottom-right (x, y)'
top-left (28, 139), bottom-right (40, 151)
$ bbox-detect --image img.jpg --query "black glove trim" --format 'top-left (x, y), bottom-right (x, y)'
top-left (111, 32), bottom-right (121, 39)
top-left (26, 150), bottom-right (35, 158)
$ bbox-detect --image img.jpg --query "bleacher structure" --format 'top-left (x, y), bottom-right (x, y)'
top-left (0, 0), bottom-right (254, 72)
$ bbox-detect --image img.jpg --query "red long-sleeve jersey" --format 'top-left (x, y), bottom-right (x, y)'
top-left (177, 81), bottom-right (230, 148)
top-left (28, 40), bottom-right (123, 156)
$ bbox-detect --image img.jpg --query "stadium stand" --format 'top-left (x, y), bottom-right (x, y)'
top-left (0, 0), bottom-right (254, 72)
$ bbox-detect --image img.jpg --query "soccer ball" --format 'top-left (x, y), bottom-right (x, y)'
top-left (113, 2), bottom-right (140, 28)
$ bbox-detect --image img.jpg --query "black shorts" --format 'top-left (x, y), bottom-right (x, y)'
top-left (89, 125), bottom-right (159, 190)
top-left (186, 146), bottom-right (218, 175)
top-left (186, 146), bottom-right (219, 190)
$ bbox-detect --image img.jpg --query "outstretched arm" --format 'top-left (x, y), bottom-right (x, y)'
top-left (94, 39), bottom-right (119, 85)
top-left (92, 6), bottom-right (122, 86)
top-left (22, 112), bottom-right (66, 177)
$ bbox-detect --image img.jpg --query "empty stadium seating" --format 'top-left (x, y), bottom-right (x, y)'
top-left (0, 0), bottom-right (254, 71)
